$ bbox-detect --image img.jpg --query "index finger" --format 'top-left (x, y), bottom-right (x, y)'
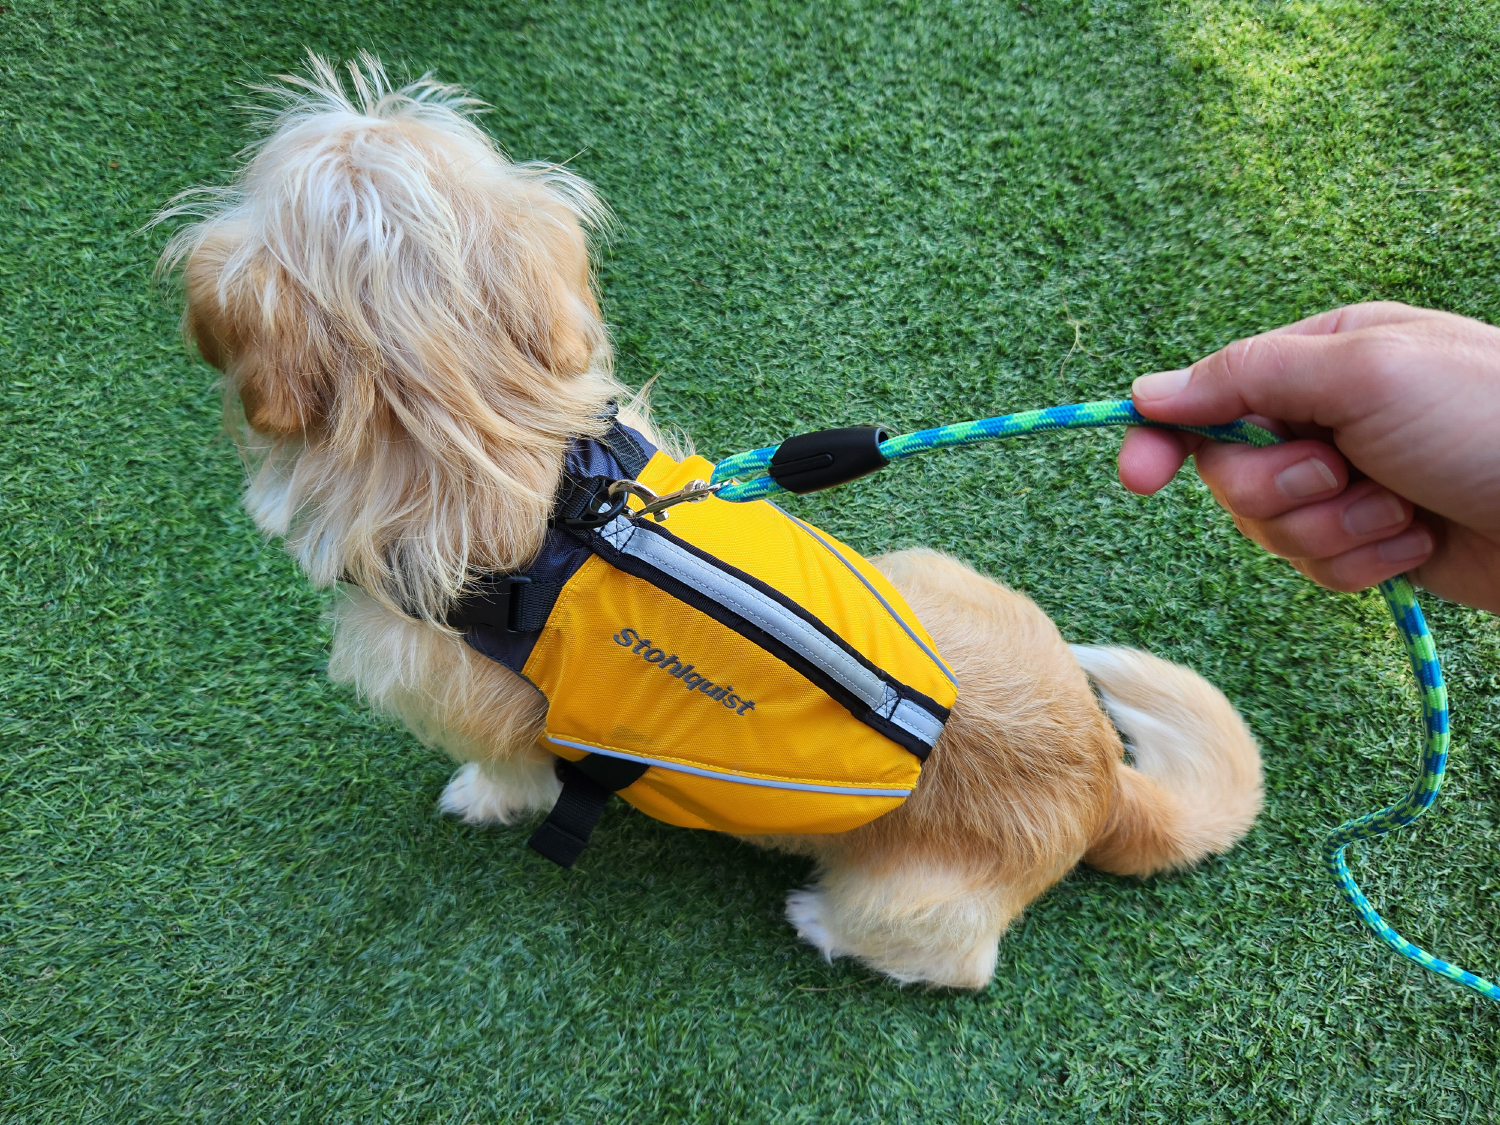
top-left (1117, 425), bottom-right (1204, 495)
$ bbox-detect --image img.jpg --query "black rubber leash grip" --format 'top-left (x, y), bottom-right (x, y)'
top-left (766, 426), bottom-right (890, 494)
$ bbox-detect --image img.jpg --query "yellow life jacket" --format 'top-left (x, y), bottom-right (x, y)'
top-left (447, 418), bottom-right (957, 865)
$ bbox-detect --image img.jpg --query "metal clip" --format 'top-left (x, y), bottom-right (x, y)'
top-left (607, 478), bottom-right (721, 522)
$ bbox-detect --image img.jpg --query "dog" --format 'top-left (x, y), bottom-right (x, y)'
top-left (157, 53), bottom-right (1262, 988)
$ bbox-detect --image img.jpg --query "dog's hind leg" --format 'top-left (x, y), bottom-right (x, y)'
top-left (784, 854), bottom-right (1033, 989)
top-left (773, 546), bottom-right (1122, 988)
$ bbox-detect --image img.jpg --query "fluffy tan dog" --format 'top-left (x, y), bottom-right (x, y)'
top-left (158, 54), bottom-right (1262, 989)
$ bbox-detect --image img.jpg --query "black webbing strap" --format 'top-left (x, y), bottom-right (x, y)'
top-left (527, 755), bottom-right (650, 867)
top-left (456, 411), bottom-right (656, 867)
top-left (510, 581), bottom-right (562, 631)
top-left (601, 417), bottom-right (650, 479)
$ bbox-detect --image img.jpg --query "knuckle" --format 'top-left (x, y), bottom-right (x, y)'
top-left (1217, 338), bottom-right (1253, 382)
top-left (1197, 443), bottom-right (1288, 520)
top-left (1259, 511), bottom-right (1336, 560)
top-left (1201, 472), bottom-right (1232, 510)
top-left (1219, 334), bottom-right (1284, 385)
top-left (1336, 329), bottom-right (1419, 400)
top-left (1233, 516), bottom-right (1294, 558)
top-left (1218, 486), bottom-right (1260, 521)
top-left (1342, 300), bottom-right (1412, 328)
top-left (1289, 558), bottom-right (1328, 585)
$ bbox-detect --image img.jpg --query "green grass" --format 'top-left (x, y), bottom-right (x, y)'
top-left (4, 0), bottom-right (1500, 1120)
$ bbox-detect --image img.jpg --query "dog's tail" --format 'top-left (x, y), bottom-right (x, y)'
top-left (1070, 644), bottom-right (1263, 876)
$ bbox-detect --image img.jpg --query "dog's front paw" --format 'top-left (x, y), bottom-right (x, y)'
top-left (785, 887), bottom-right (853, 962)
top-left (439, 760), bottom-right (561, 826)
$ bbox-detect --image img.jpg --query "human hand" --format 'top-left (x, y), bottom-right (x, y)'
top-left (1117, 302), bottom-right (1500, 613)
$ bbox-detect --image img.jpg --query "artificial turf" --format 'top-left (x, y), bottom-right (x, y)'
top-left (4, 0), bottom-right (1500, 1120)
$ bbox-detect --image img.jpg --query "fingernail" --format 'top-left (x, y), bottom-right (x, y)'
top-left (1274, 458), bottom-right (1339, 500)
top-left (1132, 368), bottom-right (1192, 402)
top-left (1343, 493), bottom-right (1406, 537)
top-left (1377, 529), bottom-right (1433, 563)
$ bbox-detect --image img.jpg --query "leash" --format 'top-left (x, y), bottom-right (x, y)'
top-left (680, 397), bottom-right (1496, 1003)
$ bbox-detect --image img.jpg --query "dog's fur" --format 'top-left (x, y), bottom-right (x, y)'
top-left (158, 54), bottom-right (1262, 989)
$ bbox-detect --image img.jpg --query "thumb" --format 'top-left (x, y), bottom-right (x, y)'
top-left (1130, 303), bottom-right (1429, 429)
top-left (1130, 335), bottom-right (1341, 427)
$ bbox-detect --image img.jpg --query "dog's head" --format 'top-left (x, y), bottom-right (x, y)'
top-left (157, 53), bottom-right (618, 618)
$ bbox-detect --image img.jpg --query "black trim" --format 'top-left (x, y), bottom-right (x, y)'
top-left (549, 418), bottom-right (652, 529)
top-left (448, 411), bottom-right (657, 673)
top-left (577, 517), bottom-right (947, 760)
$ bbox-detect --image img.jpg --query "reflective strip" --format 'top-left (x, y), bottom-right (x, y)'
top-left (892, 698), bottom-right (946, 746)
top-left (600, 517), bottom-right (892, 715)
top-left (546, 737), bottom-right (913, 797)
top-left (598, 515), bottom-right (634, 551)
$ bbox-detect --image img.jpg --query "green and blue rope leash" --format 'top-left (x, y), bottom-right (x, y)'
top-left (706, 398), bottom-right (1498, 1003)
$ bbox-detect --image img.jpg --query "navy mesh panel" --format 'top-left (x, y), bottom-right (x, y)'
top-left (463, 423), bottom-right (656, 674)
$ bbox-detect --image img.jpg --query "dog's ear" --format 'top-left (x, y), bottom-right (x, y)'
top-left (180, 226), bottom-right (242, 373)
top-left (486, 200), bottom-right (605, 382)
top-left (180, 227), bottom-right (332, 438)
top-left (529, 266), bottom-right (600, 381)
top-left (232, 297), bottom-right (331, 438)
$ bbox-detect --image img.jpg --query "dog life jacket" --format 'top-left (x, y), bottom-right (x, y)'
top-left (447, 416), bottom-right (958, 866)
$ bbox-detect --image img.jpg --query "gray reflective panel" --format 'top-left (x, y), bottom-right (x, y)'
top-left (602, 518), bottom-right (889, 710)
top-left (546, 737), bottom-right (913, 797)
top-left (779, 509), bottom-right (958, 690)
top-left (598, 517), bottom-right (944, 749)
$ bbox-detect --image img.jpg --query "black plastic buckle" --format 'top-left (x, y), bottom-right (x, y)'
top-left (557, 478), bottom-right (631, 530)
top-left (446, 574), bottom-right (533, 633)
top-left (766, 426), bottom-right (890, 494)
